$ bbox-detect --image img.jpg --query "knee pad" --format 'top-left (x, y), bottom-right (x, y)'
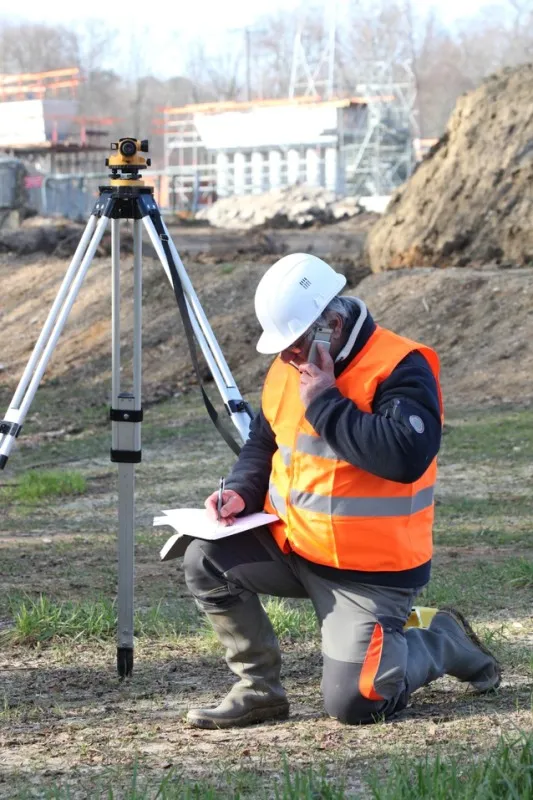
top-left (322, 654), bottom-right (394, 725)
top-left (323, 683), bottom-right (386, 725)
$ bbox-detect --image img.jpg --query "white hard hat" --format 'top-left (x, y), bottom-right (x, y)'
top-left (255, 253), bottom-right (347, 354)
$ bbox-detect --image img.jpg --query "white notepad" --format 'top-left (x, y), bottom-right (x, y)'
top-left (154, 509), bottom-right (279, 561)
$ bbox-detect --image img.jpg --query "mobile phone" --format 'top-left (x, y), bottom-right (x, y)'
top-left (308, 326), bottom-right (333, 365)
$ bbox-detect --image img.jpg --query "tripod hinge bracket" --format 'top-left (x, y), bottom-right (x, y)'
top-left (110, 408), bottom-right (143, 423)
top-left (225, 399), bottom-right (253, 418)
top-left (0, 420), bottom-right (22, 438)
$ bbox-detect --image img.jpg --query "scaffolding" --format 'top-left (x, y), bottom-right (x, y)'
top-left (163, 108), bottom-right (217, 209)
top-left (0, 67), bottom-right (80, 101)
top-left (341, 60), bottom-right (420, 196)
top-left (285, 3), bottom-right (420, 196)
top-left (162, 76), bottom-right (416, 209)
top-left (161, 1), bottom-right (421, 208)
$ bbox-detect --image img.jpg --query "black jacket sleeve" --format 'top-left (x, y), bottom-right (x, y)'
top-left (305, 351), bottom-right (442, 483)
top-left (224, 408), bottom-right (277, 513)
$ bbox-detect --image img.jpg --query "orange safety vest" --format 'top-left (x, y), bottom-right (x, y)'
top-left (262, 326), bottom-right (443, 572)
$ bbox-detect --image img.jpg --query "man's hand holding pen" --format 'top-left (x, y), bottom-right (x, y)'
top-left (205, 479), bottom-right (245, 526)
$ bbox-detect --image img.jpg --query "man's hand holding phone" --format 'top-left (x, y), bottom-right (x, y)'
top-left (299, 342), bottom-right (336, 408)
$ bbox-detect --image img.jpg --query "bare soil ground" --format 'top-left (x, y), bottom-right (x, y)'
top-left (1, 220), bottom-right (532, 414)
top-left (0, 218), bottom-right (532, 797)
top-left (0, 394), bottom-right (532, 797)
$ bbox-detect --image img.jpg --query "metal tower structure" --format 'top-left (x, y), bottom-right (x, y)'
top-left (344, 59), bottom-right (420, 195)
top-left (289, 1), bottom-right (338, 99)
top-left (287, 3), bottom-right (420, 195)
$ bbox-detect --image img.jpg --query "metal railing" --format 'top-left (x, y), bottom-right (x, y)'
top-left (1, 151), bottom-right (410, 222)
top-left (37, 171), bottom-right (218, 219)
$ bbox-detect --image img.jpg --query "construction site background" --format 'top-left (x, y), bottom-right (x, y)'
top-left (0, 3), bottom-right (532, 222)
top-left (1, 4), bottom-right (531, 139)
top-left (0, 8), bottom-right (532, 794)
top-left (1, 61), bottom-right (532, 416)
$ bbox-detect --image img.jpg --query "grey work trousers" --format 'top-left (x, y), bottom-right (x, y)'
top-left (183, 527), bottom-right (423, 724)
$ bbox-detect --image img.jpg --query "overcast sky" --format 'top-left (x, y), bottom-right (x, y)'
top-left (2, 0), bottom-right (509, 77)
top-left (4, 0), bottom-right (498, 29)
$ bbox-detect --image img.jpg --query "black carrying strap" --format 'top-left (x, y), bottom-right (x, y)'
top-left (152, 218), bottom-right (246, 456)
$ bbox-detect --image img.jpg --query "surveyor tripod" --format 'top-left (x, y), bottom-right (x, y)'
top-left (0, 138), bottom-right (252, 677)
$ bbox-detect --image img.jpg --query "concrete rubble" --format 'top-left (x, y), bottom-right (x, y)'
top-left (196, 185), bottom-right (364, 230)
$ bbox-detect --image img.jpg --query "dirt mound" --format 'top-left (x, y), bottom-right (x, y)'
top-left (1, 242), bottom-right (531, 413)
top-left (0, 218), bottom-right (135, 259)
top-left (196, 185), bottom-right (364, 230)
top-left (368, 64), bottom-right (533, 271)
top-left (356, 268), bottom-right (531, 408)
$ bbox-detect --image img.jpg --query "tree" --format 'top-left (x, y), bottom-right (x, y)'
top-left (185, 41), bottom-right (243, 102)
top-left (0, 21), bottom-right (79, 73)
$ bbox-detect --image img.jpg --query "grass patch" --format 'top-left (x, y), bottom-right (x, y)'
top-left (485, 628), bottom-right (533, 674)
top-left (263, 597), bottom-right (319, 641)
top-left (9, 759), bottom-right (347, 799)
top-left (434, 495), bottom-right (533, 546)
top-left (419, 557), bottom-right (533, 615)
top-left (370, 732), bottom-right (533, 799)
top-left (5, 595), bottom-right (202, 645)
top-left (9, 735), bottom-right (533, 798)
top-left (441, 409), bottom-right (533, 463)
top-left (1, 469), bottom-right (86, 504)
top-left (506, 558), bottom-right (533, 589)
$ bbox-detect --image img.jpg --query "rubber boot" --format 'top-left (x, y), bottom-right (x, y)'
top-left (405, 606), bottom-right (501, 695)
top-left (186, 596), bottom-right (289, 729)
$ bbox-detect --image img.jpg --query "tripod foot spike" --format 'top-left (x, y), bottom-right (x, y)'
top-left (117, 647), bottom-right (134, 678)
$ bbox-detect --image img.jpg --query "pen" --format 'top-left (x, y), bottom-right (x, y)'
top-left (217, 476), bottom-right (225, 521)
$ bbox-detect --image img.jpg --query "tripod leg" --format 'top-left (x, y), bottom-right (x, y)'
top-left (141, 213), bottom-right (252, 443)
top-left (0, 215), bottom-right (109, 468)
top-left (112, 219), bottom-right (143, 678)
top-left (116, 413), bottom-right (136, 679)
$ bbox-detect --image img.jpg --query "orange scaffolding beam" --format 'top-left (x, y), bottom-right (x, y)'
top-left (0, 68), bottom-right (80, 101)
top-left (0, 67), bottom-right (80, 85)
top-left (163, 94), bottom-right (394, 117)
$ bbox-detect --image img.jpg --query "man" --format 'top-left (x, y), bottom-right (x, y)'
top-left (183, 253), bottom-right (500, 729)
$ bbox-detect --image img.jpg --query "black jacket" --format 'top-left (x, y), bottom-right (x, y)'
top-left (226, 298), bottom-right (442, 588)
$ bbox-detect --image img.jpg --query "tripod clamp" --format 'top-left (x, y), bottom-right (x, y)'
top-left (0, 420), bottom-right (22, 437)
top-left (110, 401), bottom-right (144, 465)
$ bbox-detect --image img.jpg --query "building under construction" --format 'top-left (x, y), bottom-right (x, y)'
top-left (0, 56), bottom-right (428, 217)
top-left (0, 68), bottom-right (114, 222)
top-left (0, 68), bottom-right (110, 174)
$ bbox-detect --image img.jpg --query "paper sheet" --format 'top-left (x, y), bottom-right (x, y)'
top-left (154, 508), bottom-right (279, 561)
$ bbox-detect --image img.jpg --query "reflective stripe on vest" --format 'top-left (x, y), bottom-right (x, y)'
top-left (278, 444), bottom-right (292, 466)
top-left (269, 482), bottom-right (287, 516)
top-left (270, 481), bottom-right (434, 518)
top-left (295, 433), bottom-right (337, 460)
top-left (289, 485), bottom-right (434, 517)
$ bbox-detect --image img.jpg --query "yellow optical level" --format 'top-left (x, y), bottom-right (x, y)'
top-left (105, 138), bottom-right (151, 173)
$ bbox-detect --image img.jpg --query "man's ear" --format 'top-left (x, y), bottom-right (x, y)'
top-left (330, 314), bottom-right (343, 340)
